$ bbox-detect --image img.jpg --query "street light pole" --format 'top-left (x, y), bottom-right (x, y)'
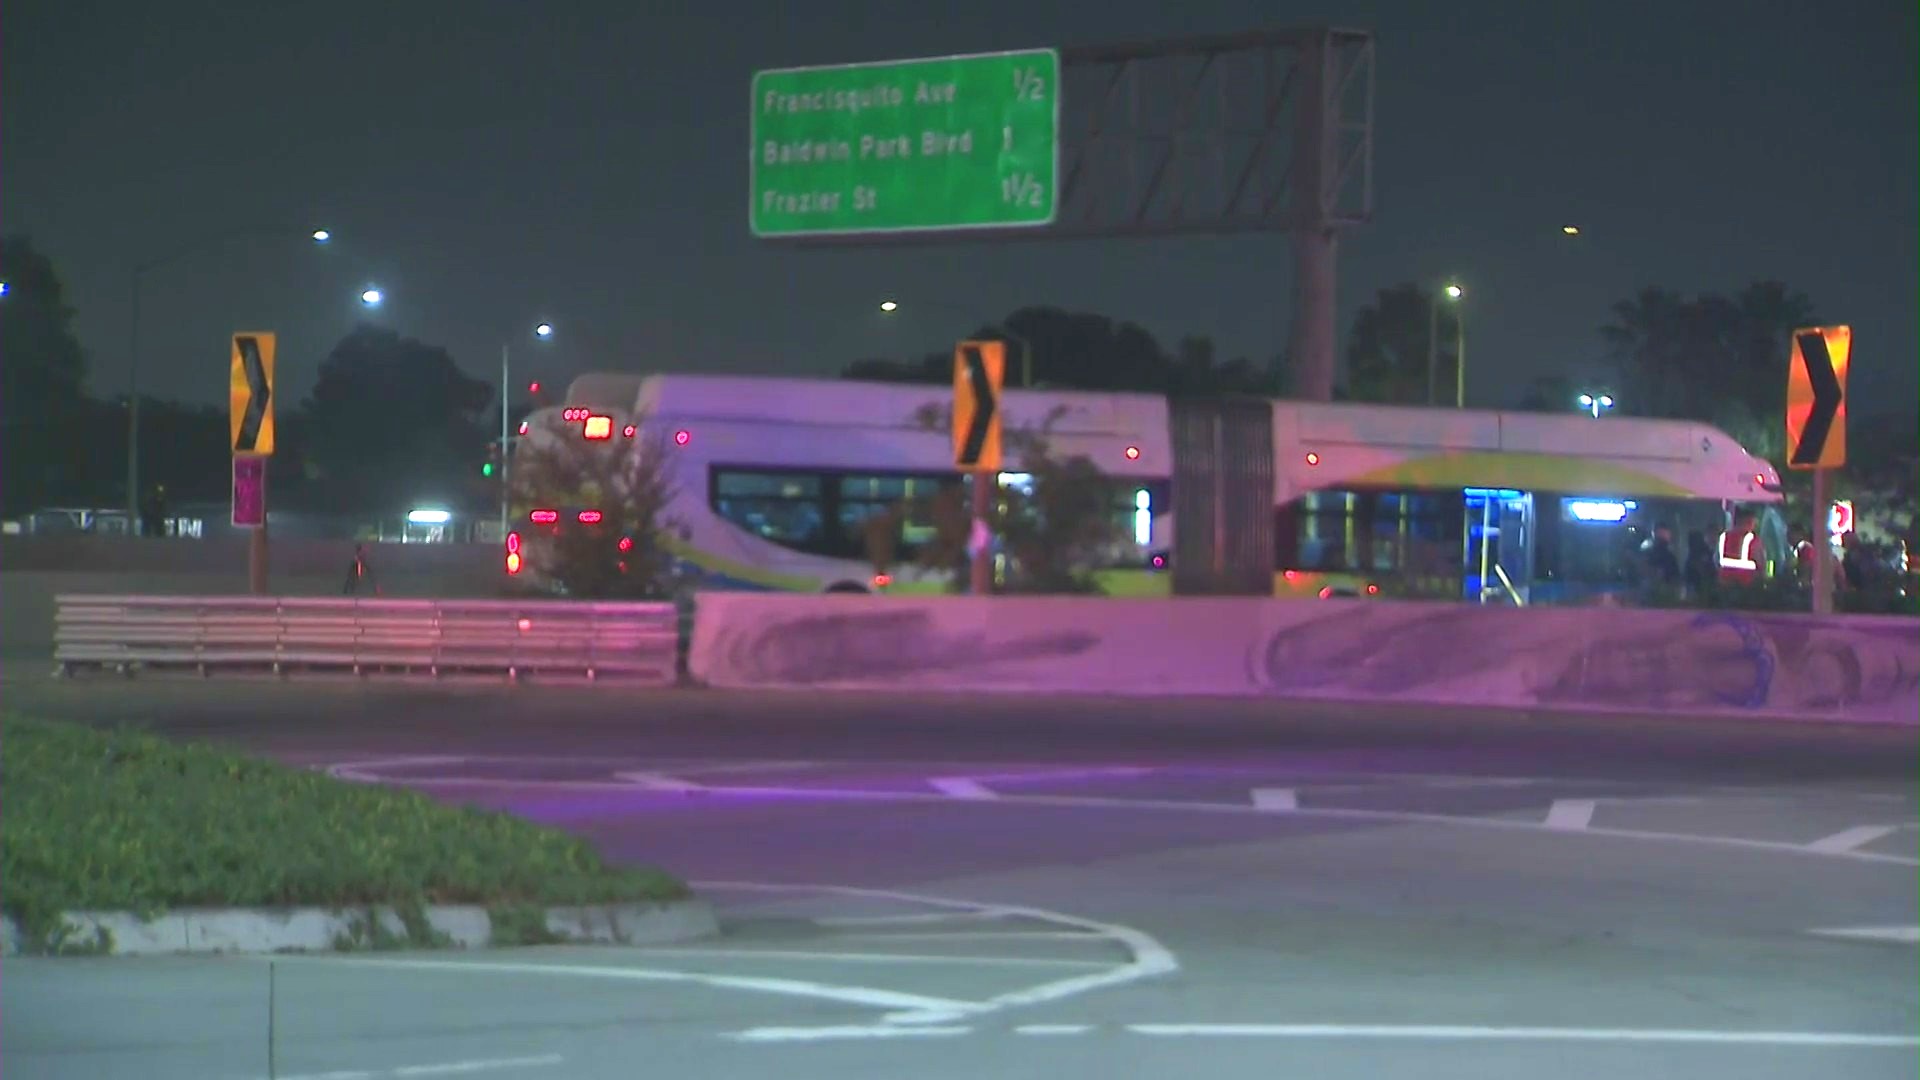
top-left (1454, 301), bottom-right (1467, 409)
top-left (126, 275), bottom-right (144, 534)
top-left (1426, 283), bottom-right (1463, 407)
top-left (500, 323), bottom-right (554, 542)
top-left (500, 341), bottom-right (511, 542)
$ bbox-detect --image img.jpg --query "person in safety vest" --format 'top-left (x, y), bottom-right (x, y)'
top-left (1717, 511), bottom-right (1760, 586)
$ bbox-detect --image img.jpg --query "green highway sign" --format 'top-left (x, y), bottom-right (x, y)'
top-left (750, 49), bottom-right (1060, 238)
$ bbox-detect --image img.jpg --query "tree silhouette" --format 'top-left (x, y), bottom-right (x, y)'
top-left (1342, 283), bottom-right (1459, 405)
top-left (1600, 281), bottom-right (1817, 459)
top-left (843, 306), bottom-right (1284, 396)
top-left (301, 324), bottom-right (495, 516)
top-left (1, 235), bottom-right (92, 515)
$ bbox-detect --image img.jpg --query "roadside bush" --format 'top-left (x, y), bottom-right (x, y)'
top-left (0, 715), bottom-right (685, 950)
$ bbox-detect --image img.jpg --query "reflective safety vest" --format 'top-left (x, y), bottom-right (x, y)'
top-left (1718, 529), bottom-right (1759, 584)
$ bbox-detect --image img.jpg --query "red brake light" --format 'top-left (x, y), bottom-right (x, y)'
top-left (517, 421), bottom-right (529, 435)
top-left (583, 415), bottom-right (613, 440)
top-left (528, 381), bottom-right (541, 394)
top-left (617, 536), bottom-right (634, 552)
top-left (1305, 452), bottom-right (1320, 466)
top-left (578, 509), bottom-right (604, 524)
top-left (1366, 583), bottom-right (1380, 595)
top-left (1124, 445), bottom-right (1141, 460)
top-left (1150, 554), bottom-right (1166, 569)
top-left (673, 429), bottom-right (691, 446)
top-left (872, 573), bottom-right (892, 588)
top-left (505, 531), bottom-right (521, 554)
top-left (1284, 570), bottom-right (1299, 582)
top-left (1318, 586), bottom-right (1334, 599)
top-left (622, 424), bottom-right (637, 438)
top-left (530, 509), bottom-right (558, 524)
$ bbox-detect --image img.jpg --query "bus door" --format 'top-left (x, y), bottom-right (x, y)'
top-left (1463, 487), bottom-right (1534, 605)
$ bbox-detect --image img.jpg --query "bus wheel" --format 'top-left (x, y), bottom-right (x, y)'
top-left (824, 581), bottom-right (870, 594)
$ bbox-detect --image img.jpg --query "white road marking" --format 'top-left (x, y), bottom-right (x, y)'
top-left (1544, 799), bottom-right (1597, 830)
top-left (832, 931), bottom-right (1103, 943)
top-left (949, 766), bottom-right (1154, 785)
top-left (1806, 825), bottom-right (1901, 853)
top-left (611, 771), bottom-right (706, 792)
top-left (290, 955), bottom-right (980, 1018)
top-left (813, 909), bottom-right (1016, 928)
top-left (930, 777), bottom-right (998, 800)
top-left (688, 785), bottom-right (1920, 867)
top-left (676, 760), bottom-right (825, 776)
top-left (394, 1057), bottom-right (568, 1077)
top-left (1808, 925), bottom-right (1920, 945)
top-left (729, 1025), bottom-right (972, 1043)
top-left (1016, 1024), bottom-right (1093, 1035)
top-left (1251, 787), bottom-right (1298, 811)
top-left (1126, 1023), bottom-right (1920, 1047)
top-left (336, 761), bottom-right (1920, 867)
top-left (695, 881), bottom-right (1179, 1025)
top-left (632, 945), bottom-right (1107, 969)
top-left (324, 756), bottom-right (467, 783)
top-left (257, 1057), bottom-right (565, 1080)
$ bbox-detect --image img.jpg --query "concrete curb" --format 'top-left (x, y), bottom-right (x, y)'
top-left (1, 899), bottom-right (718, 957)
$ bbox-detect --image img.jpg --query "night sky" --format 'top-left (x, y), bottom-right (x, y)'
top-left (7, 0), bottom-right (1915, 418)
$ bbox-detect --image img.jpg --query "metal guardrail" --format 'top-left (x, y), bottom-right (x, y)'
top-left (53, 595), bottom-right (679, 681)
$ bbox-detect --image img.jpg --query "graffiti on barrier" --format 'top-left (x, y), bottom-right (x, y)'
top-left (700, 606), bottom-right (1101, 686)
top-left (1251, 604), bottom-right (1919, 714)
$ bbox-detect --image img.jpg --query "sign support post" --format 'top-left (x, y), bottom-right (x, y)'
top-left (230, 332), bottom-right (277, 596)
top-left (1810, 468), bottom-right (1832, 614)
top-left (952, 341), bottom-right (1005, 596)
top-left (1785, 325), bottom-right (1849, 615)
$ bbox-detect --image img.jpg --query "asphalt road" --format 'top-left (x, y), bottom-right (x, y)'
top-left (4, 673), bottom-right (1916, 1080)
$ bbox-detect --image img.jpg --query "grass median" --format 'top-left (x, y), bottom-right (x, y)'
top-left (0, 713), bottom-right (687, 953)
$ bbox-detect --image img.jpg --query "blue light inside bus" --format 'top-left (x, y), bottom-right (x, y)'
top-left (1566, 499), bottom-right (1638, 523)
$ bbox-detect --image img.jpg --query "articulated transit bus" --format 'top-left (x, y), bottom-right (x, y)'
top-left (511, 374), bottom-right (1782, 606)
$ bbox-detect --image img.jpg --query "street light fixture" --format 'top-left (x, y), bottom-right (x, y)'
top-left (1427, 282), bottom-right (1466, 407)
top-left (125, 224), bottom-right (335, 535)
top-left (1577, 392), bottom-right (1616, 418)
top-left (878, 299), bottom-right (1033, 388)
top-left (1561, 225), bottom-right (1581, 236)
top-left (359, 287), bottom-right (384, 307)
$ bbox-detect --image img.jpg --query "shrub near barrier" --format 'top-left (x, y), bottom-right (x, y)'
top-left (0, 714), bottom-right (686, 953)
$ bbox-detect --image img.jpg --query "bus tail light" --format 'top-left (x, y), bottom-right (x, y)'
top-left (578, 509), bottom-right (604, 524)
top-left (674, 429), bottom-right (691, 446)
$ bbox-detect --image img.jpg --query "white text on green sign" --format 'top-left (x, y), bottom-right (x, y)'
top-left (750, 49), bottom-right (1060, 237)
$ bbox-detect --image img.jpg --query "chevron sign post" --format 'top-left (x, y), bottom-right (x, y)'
top-left (1786, 325), bottom-right (1850, 614)
top-left (229, 332), bottom-right (277, 594)
top-left (954, 341), bottom-right (1006, 595)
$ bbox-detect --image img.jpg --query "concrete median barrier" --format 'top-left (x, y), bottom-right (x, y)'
top-left (687, 593), bottom-right (1920, 725)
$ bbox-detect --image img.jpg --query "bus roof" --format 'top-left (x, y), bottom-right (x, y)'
top-left (557, 373), bottom-right (1781, 502)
